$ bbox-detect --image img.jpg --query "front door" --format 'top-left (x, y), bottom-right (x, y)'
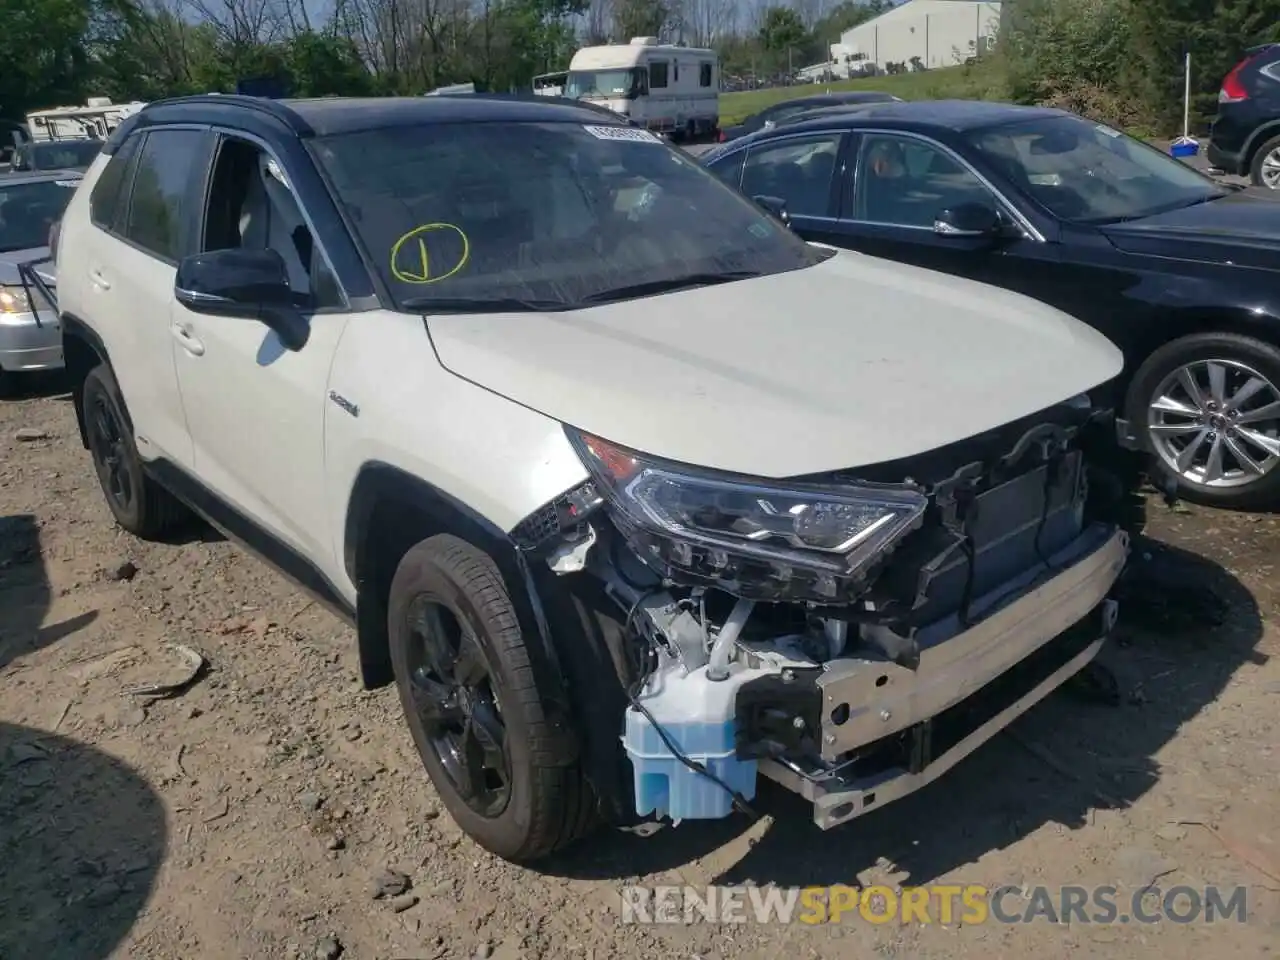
top-left (170, 133), bottom-right (350, 564)
top-left (828, 132), bottom-right (1064, 304)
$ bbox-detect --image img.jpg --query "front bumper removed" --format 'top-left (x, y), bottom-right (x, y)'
top-left (761, 525), bottom-right (1128, 830)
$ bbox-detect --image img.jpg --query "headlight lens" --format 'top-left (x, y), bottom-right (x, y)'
top-left (0, 285), bottom-right (32, 315)
top-left (567, 429), bottom-right (928, 601)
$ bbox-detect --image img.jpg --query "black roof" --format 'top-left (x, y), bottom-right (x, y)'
top-left (116, 93), bottom-right (630, 143)
top-left (804, 91), bottom-right (898, 104)
top-left (786, 98), bottom-right (1067, 132)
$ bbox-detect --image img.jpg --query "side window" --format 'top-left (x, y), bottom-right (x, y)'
top-left (673, 61), bottom-right (680, 83)
top-left (89, 132), bottom-right (142, 231)
top-left (850, 134), bottom-right (996, 227)
top-left (649, 61), bottom-right (669, 88)
top-left (122, 129), bottom-right (208, 261)
top-left (201, 135), bottom-right (343, 310)
top-left (707, 150), bottom-right (746, 190)
top-left (740, 134), bottom-right (843, 218)
top-left (700, 63), bottom-right (713, 87)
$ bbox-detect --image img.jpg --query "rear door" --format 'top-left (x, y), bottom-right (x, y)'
top-left (78, 127), bottom-right (214, 468)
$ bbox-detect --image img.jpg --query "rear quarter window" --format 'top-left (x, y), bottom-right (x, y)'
top-left (89, 134), bottom-right (142, 230)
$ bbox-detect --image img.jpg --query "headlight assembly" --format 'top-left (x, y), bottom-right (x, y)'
top-left (566, 428), bottom-right (928, 603)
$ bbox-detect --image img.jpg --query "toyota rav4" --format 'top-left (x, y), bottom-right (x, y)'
top-left (55, 93), bottom-right (1133, 862)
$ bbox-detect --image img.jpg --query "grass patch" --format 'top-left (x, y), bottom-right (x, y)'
top-left (719, 60), bottom-right (1011, 125)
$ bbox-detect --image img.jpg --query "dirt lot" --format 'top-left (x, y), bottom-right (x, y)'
top-left (2, 377), bottom-right (1278, 960)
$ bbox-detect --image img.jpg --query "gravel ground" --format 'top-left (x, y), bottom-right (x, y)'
top-left (2, 377), bottom-right (1279, 960)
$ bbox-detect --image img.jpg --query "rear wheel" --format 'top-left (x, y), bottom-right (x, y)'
top-left (1249, 134), bottom-right (1280, 189)
top-left (387, 534), bottom-right (595, 862)
top-left (82, 364), bottom-right (190, 538)
top-left (1127, 332), bottom-right (1280, 509)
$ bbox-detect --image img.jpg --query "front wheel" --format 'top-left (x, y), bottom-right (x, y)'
top-left (1126, 331), bottom-right (1280, 509)
top-left (387, 534), bottom-right (595, 862)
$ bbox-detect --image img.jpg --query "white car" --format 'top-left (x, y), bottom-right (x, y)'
top-left (55, 93), bottom-right (1133, 862)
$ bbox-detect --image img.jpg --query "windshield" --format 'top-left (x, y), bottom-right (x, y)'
top-left (534, 73), bottom-right (567, 91)
top-left (566, 69), bottom-right (643, 100)
top-left (967, 115), bottom-right (1227, 223)
top-left (18, 139), bottom-right (103, 171)
top-left (311, 121), bottom-right (824, 311)
top-left (0, 179), bottom-right (78, 252)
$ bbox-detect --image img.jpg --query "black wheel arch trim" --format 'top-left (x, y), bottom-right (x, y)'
top-left (343, 461), bottom-right (579, 766)
top-left (1242, 119), bottom-right (1280, 169)
top-left (60, 312), bottom-right (125, 448)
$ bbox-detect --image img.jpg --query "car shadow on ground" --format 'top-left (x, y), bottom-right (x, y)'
top-left (541, 535), bottom-right (1265, 885)
top-left (0, 513), bottom-right (98, 673)
top-left (0, 515), bottom-right (166, 958)
top-left (0, 369), bottom-right (74, 401)
top-left (0, 720), bottom-right (167, 960)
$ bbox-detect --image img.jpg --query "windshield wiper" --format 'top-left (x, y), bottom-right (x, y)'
top-left (401, 296), bottom-right (572, 314)
top-left (578, 271), bottom-right (764, 306)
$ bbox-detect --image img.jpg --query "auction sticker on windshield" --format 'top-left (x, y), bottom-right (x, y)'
top-left (583, 125), bottom-right (663, 144)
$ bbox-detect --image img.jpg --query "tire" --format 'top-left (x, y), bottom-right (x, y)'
top-left (1125, 331), bottom-right (1280, 509)
top-left (1249, 133), bottom-right (1280, 190)
top-left (387, 534), bottom-right (595, 862)
top-left (82, 364), bottom-right (190, 538)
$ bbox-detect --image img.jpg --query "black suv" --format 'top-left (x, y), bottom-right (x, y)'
top-left (1208, 42), bottom-right (1280, 188)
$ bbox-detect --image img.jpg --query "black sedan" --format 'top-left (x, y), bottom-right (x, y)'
top-left (701, 99), bottom-right (1280, 509)
top-left (717, 90), bottom-right (901, 143)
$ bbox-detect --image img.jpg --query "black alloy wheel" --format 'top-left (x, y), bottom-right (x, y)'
top-left (81, 364), bottom-right (189, 539)
top-left (87, 387), bottom-right (134, 514)
top-left (386, 534), bottom-right (597, 862)
top-left (403, 595), bottom-right (511, 818)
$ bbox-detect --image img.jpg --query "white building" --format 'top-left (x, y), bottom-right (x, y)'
top-left (838, 0), bottom-right (1001, 73)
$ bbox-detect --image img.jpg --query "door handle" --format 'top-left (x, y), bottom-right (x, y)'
top-left (171, 322), bottom-right (205, 356)
top-left (88, 269), bottom-right (111, 290)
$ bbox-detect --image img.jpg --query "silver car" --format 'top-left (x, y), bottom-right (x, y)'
top-left (0, 169), bottom-right (79, 389)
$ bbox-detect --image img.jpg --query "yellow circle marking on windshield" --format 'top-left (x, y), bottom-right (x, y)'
top-left (389, 223), bottom-right (470, 284)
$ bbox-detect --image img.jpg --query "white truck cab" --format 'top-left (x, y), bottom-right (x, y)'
top-left (566, 38), bottom-right (719, 139)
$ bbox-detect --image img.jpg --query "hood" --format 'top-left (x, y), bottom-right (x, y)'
top-left (1100, 189), bottom-right (1280, 269)
top-left (425, 251), bottom-right (1123, 478)
top-left (0, 245), bottom-right (55, 288)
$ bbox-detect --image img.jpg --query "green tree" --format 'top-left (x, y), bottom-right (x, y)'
top-left (758, 5), bottom-right (806, 73)
top-left (614, 0), bottom-right (670, 40)
top-left (1129, 0), bottom-right (1280, 129)
top-left (0, 0), bottom-right (96, 118)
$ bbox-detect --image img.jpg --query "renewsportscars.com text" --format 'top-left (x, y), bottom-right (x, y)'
top-left (619, 884), bottom-right (1249, 926)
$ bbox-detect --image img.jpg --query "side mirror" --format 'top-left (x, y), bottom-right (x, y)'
top-left (933, 202), bottom-right (1003, 240)
top-left (753, 194), bottom-right (791, 229)
top-left (174, 248), bottom-right (309, 351)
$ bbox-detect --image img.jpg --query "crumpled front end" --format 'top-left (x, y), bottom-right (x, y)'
top-left (513, 394), bottom-right (1133, 829)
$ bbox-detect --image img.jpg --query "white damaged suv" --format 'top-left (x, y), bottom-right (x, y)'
top-left (55, 93), bottom-right (1132, 861)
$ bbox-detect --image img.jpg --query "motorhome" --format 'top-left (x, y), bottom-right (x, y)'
top-left (25, 97), bottom-right (147, 142)
top-left (532, 71), bottom-right (568, 97)
top-left (566, 38), bottom-right (719, 138)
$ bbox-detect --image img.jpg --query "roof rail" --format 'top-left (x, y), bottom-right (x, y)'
top-left (132, 93), bottom-right (308, 133)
